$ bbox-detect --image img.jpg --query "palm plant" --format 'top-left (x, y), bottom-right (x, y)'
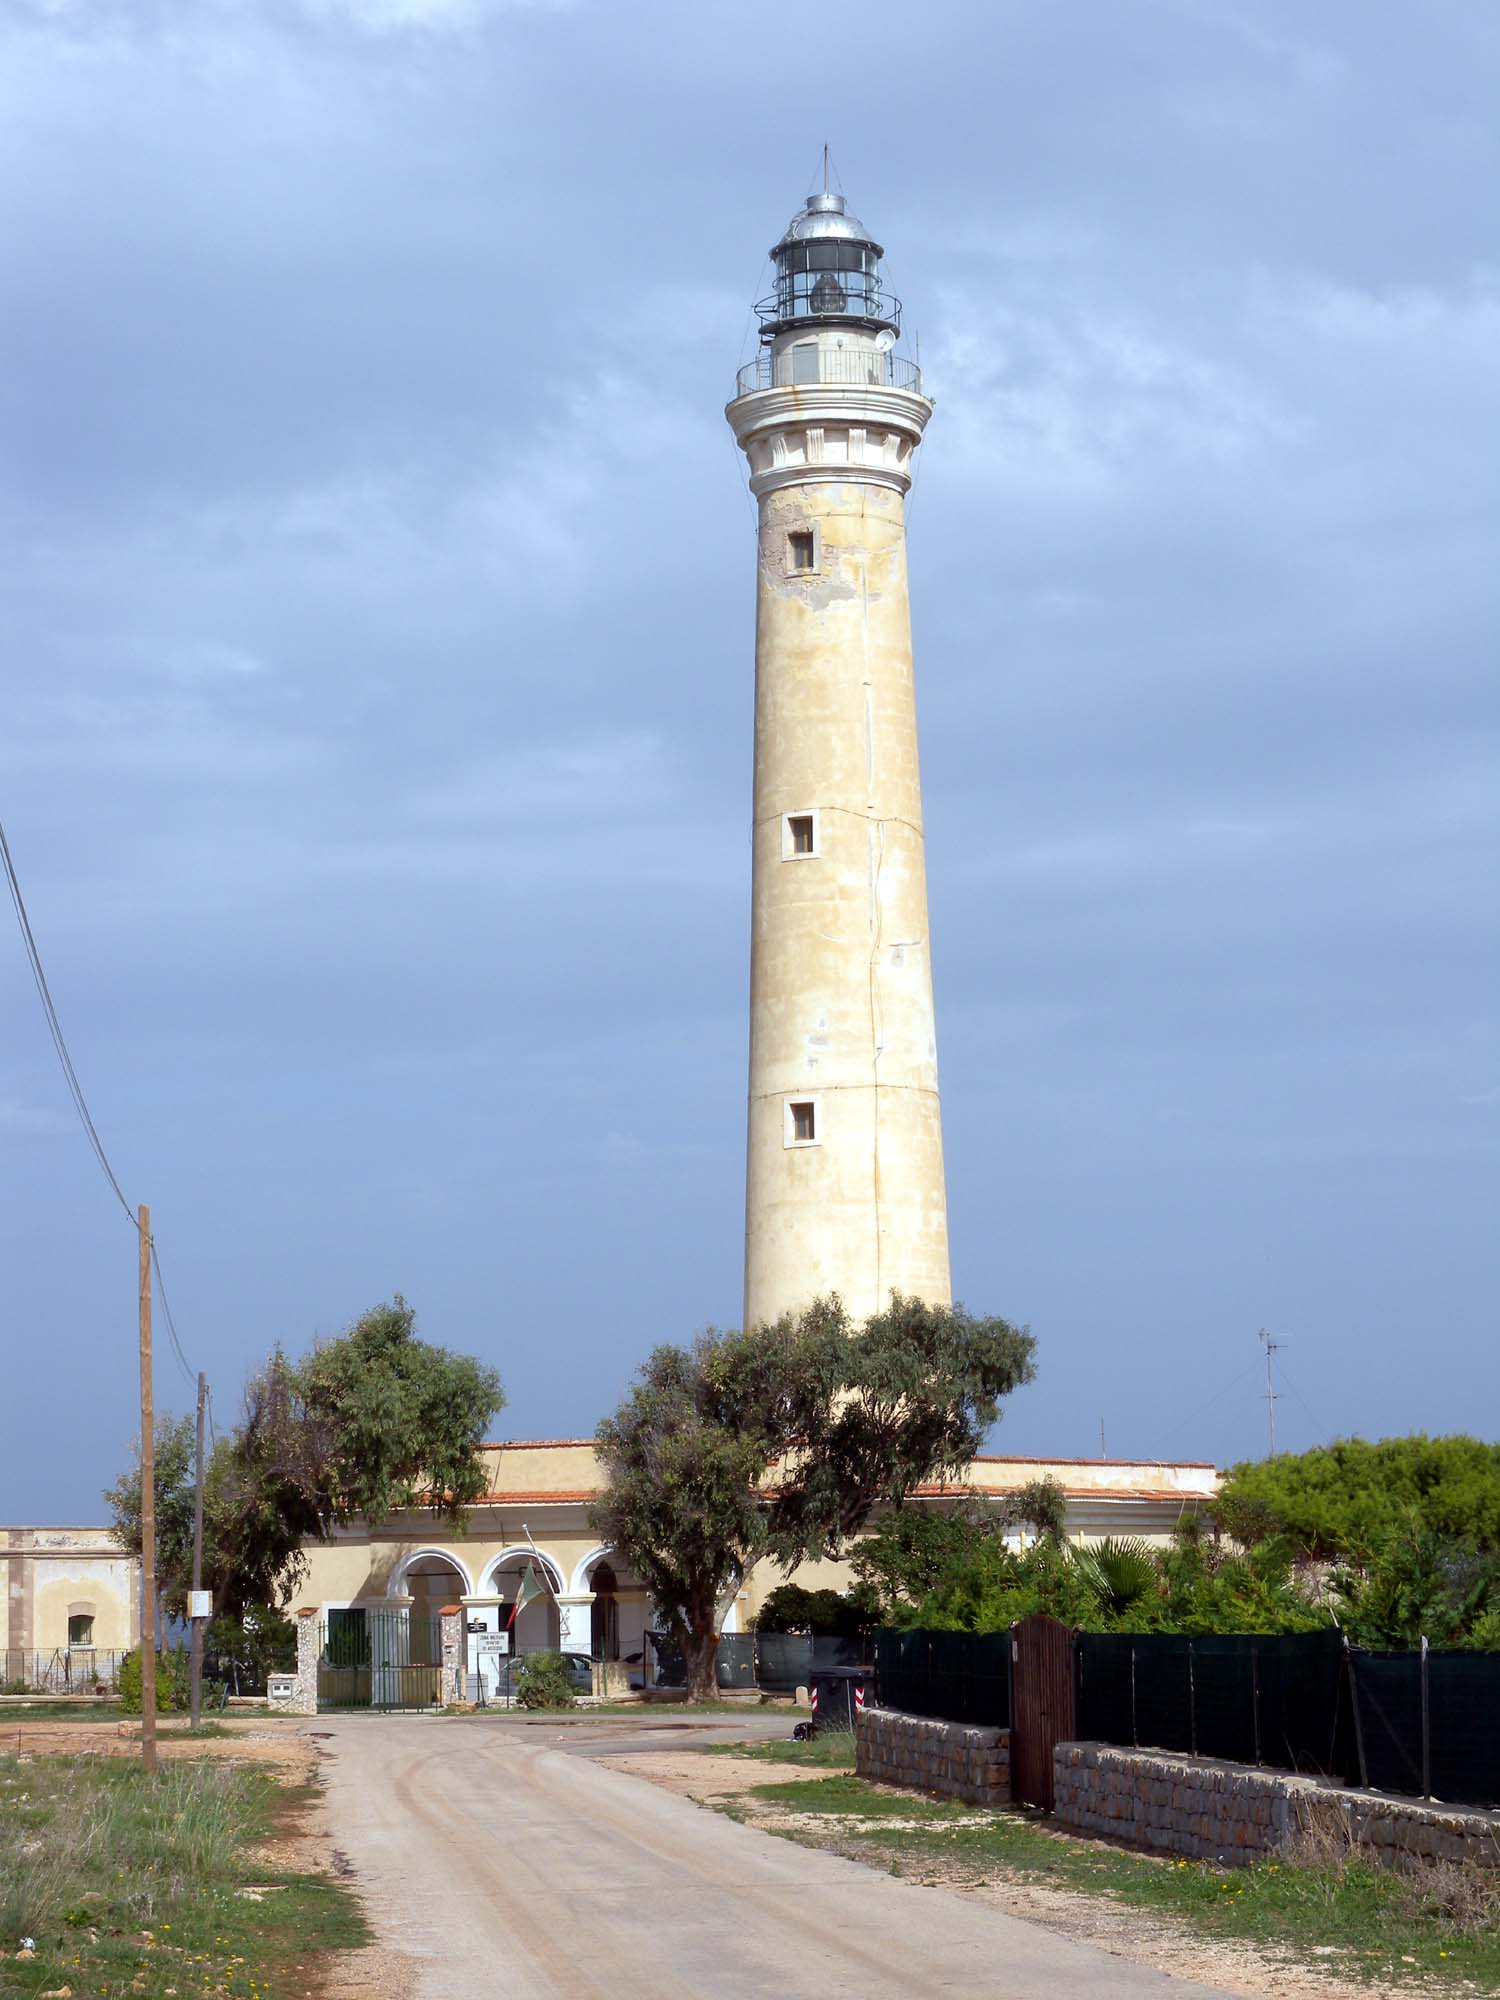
top-left (1071, 1536), bottom-right (1160, 1619)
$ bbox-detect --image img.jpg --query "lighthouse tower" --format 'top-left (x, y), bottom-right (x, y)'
top-left (728, 173), bottom-right (951, 1332)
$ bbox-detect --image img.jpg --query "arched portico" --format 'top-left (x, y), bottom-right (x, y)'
top-left (390, 1551), bottom-right (472, 1666)
top-left (390, 1548), bottom-right (475, 1600)
top-left (567, 1545), bottom-right (652, 1664)
top-left (479, 1548), bottom-right (565, 1653)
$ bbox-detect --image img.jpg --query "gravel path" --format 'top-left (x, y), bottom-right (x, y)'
top-left (314, 1713), bottom-right (1231, 1998)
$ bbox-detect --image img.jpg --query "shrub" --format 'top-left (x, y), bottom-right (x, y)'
top-left (514, 1652), bottom-right (578, 1710)
top-left (118, 1647), bottom-right (192, 1715)
top-left (753, 1583), bottom-right (881, 1636)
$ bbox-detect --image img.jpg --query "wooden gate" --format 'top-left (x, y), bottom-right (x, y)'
top-left (1009, 1614), bottom-right (1077, 1809)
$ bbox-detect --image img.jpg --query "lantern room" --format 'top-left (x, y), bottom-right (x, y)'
top-left (756, 190), bottom-right (900, 340)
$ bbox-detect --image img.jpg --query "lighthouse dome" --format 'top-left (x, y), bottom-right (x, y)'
top-left (774, 191), bottom-right (882, 255)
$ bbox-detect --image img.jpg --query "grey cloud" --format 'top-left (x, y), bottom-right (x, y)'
top-left (2, 0), bottom-right (1496, 1514)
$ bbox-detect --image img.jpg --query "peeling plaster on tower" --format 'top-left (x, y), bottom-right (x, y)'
top-left (728, 174), bottom-right (951, 1332)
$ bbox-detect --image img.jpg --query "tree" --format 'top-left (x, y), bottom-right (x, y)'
top-left (107, 1296), bottom-right (504, 1620)
top-left (1329, 1515), bottom-right (1500, 1649)
top-left (104, 1415), bottom-right (200, 1629)
top-left (849, 1501), bottom-right (1003, 1611)
top-left (294, 1298), bottom-right (501, 1529)
top-left (591, 1294), bottom-right (1036, 1700)
top-left (885, 1522), bottom-right (1327, 1636)
top-left (752, 1582), bottom-right (882, 1636)
top-left (1004, 1477), bottom-right (1068, 1544)
top-left (1215, 1437), bottom-right (1500, 1561)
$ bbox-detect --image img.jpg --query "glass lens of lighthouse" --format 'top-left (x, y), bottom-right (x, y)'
top-left (775, 245), bottom-right (877, 323)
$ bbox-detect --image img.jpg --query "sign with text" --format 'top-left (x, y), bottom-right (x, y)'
top-left (474, 1632), bottom-right (511, 1658)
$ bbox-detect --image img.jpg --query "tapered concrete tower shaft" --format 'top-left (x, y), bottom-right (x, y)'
top-left (728, 185), bottom-right (950, 1331)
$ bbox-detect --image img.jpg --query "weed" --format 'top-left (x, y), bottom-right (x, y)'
top-left (703, 1732), bottom-right (855, 1769)
top-left (734, 1771), bottom-right (1500, 1991)
top-left (0, 1751), bottom-right (366, 1997)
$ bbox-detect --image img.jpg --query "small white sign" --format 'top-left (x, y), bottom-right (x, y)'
top-left (188, 1591), bottom-right (213, 1621)
top-left (475, 1631), bottom-right (511, 1657)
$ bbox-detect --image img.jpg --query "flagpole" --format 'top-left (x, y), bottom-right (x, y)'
top-left (519, 1523), bottom-right (560, 1658)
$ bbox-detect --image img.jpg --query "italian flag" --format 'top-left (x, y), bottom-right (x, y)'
top-left (507, 1563), bottom-right (546, 1629)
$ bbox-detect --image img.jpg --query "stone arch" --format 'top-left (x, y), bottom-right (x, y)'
top-left (390, 1550), bottom-right (472, 1669)
top-left (566, 1544), bottom-right (654, 1666)
top-left (569, 1545), bottom-right (617, 1595)
top-left (480, 1547), bottom-right (566, 1653)
top-left (390, 1547), bottom-right (475, 1600)
top-left (478, 1547), bottom-right (566, 1598)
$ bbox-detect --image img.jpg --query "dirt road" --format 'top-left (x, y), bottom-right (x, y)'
top-left (316, 1714), bottom-right (1233, 1998)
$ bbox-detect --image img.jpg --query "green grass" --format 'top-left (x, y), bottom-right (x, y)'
top-left (739, 1773), bottom-right (1500, 1991)
top-left (751, 1773), bottom-right (976, 1818)
top-left (703, 1732), bottom-right (856, 1769)
top-left (0, 1751), bottom-right (367, 1997)
top-left (0, 1702), bottom-right (125, 1724)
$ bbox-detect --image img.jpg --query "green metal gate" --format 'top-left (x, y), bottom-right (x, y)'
top-left (318, 1607), bottom-right (444, 1712)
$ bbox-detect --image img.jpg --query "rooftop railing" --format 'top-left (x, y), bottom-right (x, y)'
top-left (735, 349), bottom-right (923, 397)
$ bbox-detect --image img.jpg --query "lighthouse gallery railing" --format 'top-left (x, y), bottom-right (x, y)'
top-left (735, 350), bottom-right (924, 397)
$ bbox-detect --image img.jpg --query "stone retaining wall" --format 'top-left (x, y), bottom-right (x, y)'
top-left (1055, 1742), bottom-right (1500, 1870)
top-left (856, 1706), bottom-right (1009, 1806)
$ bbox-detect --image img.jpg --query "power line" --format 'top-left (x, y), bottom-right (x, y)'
top-left (1, 817), bottom-right (134, 1224)
top-left (2, 813), bottom-right (198, 1391)
top-left (151, 1238), bottom-right (197, 1390)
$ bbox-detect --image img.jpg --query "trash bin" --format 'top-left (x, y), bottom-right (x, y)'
top-left (807, 1665), bottom-right (869, 1735)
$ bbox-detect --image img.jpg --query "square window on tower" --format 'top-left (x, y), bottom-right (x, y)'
top-left (785, 1098), bottom-right (819, 1147)
top-left (788, 528), bottom-right (816, 573)
top-left (783, 810), bottom-right (819, 859)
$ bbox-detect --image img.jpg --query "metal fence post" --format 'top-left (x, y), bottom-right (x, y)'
top-left (1130, 1641), bottom-right (1138, 1747)
top-left (1188, 1639), bottom-right (1198, 1757)
top-left (1251, 1641), bottom-right (1262, 1765)
top-left (1420, 1635), bottom-right (1431, 1801)
top-left (1343, 1636), bottom-right (1369, 1788)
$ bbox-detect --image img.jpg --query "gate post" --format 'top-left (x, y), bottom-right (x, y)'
top-left (289, 1607), bottom-right (319, 1716)
top-left (440, 1606), bottom-right (465, 1706)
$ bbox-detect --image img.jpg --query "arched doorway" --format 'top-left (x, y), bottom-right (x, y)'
top-left (396, 1552), bottom-right (470, 1666)
top-left (579, 1550), bottom-right (650, 1669)
top-left (590, 1564), bottom-right (619, 1660)
top-left (483, 1551), bottom-right (563, 1655)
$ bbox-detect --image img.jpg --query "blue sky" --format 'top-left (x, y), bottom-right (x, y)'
top-left (2, 0), bottom-right (1496, 1520)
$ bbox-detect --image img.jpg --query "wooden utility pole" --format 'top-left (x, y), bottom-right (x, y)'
top-left (138, 1204), bottom-right (158, 1774)
top-left (189, 1371), bottom-right (206, 1728)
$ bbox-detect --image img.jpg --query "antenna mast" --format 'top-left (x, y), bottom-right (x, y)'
top-left (1259, 1328), bottom-right (1281, 1457)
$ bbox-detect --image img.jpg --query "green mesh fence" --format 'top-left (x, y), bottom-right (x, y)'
top-left (1348, 1646), bottom-right (1500, 1809)
top-left (1075, 1629), bottom-right (1354, 1780)
top-left (872, 1627), bottom-right (1010, 1727)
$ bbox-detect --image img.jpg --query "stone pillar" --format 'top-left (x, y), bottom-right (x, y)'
top-left (274, 1607), bottom-right (319, 1717)
top-left (556, 1594), bottom-right (595, 1655)
top-left (440, 1605), bottom-right (465, 1706)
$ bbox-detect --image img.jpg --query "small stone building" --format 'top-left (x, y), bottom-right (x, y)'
top-left (2, 1525), bottom-right (139, 1686)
